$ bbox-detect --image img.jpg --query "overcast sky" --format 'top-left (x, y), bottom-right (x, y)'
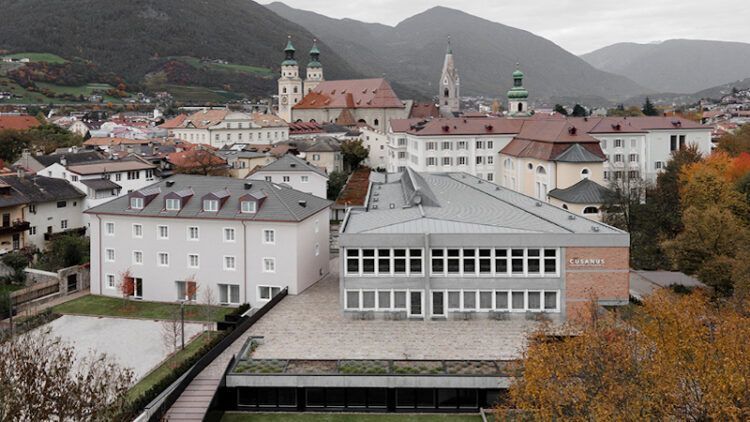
top-left (265, 0), bottom-right (750, 54)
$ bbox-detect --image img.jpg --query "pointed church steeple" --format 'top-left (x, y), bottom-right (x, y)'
top-left (282, 35), bottom-right (297, 66)
top-left (439, 36), bottom-right (460, 116)
top-left (507, 63), bottom-right (530, 117)
top-left (304, 38), bottom-right (324, 95)
top-left (278, 35), bottom-right (302, 123)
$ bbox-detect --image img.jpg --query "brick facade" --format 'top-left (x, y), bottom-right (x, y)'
top-left (565, 247), bottom-right (630, 320)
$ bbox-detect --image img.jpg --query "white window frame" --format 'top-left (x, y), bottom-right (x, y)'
top-left (104, 222), bottom-right (115, 236)
top-left (224, 255), bottom-right (236, 271)
top-left (263, 229), bottom-right (275, 244)
top-left (203, 199), bottom-right (219, 212)
top-left (188, 253), bottom-right (199, 269)
top-left (165, 198), bottom-right (181, 211)
top-left (343, 248), bottom-right (424, 277)
top-left (132, 250), bottom-right (143, 265)
top-left (428, 248), bottom-right (559, 278)
top-left (106, 274), bottom-right (116, 289)
top-left (262, 257), bottom-right (276, 273)
top-left (240, 201), bottom-right (256, 214)
top-left (132, 224), bottom-right (143, 238)
top-left (105, 248), bottom-right (115, 262)
top-left (301, 175), bottom-right (309, 183)
top-left (257, 285), bottom-right (281, 302)
top-left (187, 226), bottom-right (199, 241)
top-left (157, 225), bottom-right (169, 240)
top-left (157, 252), bottom-right (169, 267)
top-left (130, 197), bottom-right (144, 209)
top-left (219, 284), bottom-right (241, 305)
top-left (223, 227), bottom-right (236, 242)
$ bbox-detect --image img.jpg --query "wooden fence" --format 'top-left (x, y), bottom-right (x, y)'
top-left (10, 279), bottom-right (59, 306)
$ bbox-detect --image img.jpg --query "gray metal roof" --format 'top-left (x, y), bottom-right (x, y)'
top-left (34, 151), bottom-right (105, 167)
top-left (0, 175), bottom-right (85, 204)
top-left (344, 171), bottom-right (623, 235)
top-left (554, 144), bottom-right (605, 163)
top-left (253, 154), bottom-right (328, 178)
top-left (85, 174), bottom-right (331, 222)
top-left (547, 178), bottom-right (610, 204)
top-left (80, 178), bottom-right (122, 191)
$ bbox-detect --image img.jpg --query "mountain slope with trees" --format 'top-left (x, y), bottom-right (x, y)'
top-left (266, 2), bottom-right (648, 103)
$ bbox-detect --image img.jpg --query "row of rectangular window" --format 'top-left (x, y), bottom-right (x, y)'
top-left (344, 289), bottom-right (560, 313)
top-left (346, 248), bottom-right (423, 276)
top-left (425, 156), bottom-right (494, 166)
top-left (104, 249), bottom-right (276, 272)
top-left (603, 170), bottom-right (641, 180)
top-left (130, 197), bottom-right (257, 213)
top-left (105, 223), bottom-right (275, 244)
top-left (104, 275), bottom-right (242, 305)
top-left (424, 140), bottom-right (495, 150)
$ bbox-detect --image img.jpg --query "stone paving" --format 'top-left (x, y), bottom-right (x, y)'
top-left (247, 258), bottom-right (534, 361)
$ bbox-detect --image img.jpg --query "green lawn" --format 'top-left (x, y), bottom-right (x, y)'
top-left (35, 82), bottom-right (115, 96)
top-left (0, 284), bottom-right (23, 295)
top-left (219, 413), bottom-right (482, 422)
top-left (1, 52), bottom-right (68, 63)
top-left (165, 84), bottom-right (245, 103)
top-left (170, 56), bottom-right (273, 76)
top-left (52, 295), bottom-right (234, 322)
top-left (127, 331), bottom-right (217, 401)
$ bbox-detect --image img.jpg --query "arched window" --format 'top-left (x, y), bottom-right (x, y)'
top-left (295, 119), bottom-right (303, 123)
top-left (535, 166), bottom-right (548, 200)
top-left (282, 87), bottom-right (287, 94)
top-left (358, 119), bottom-right (366, 124)
top-left (504, 158), bottom-right (513, 170)
top-left (444, 88), bottom-right (449, 97)
top-left (309, 119), bottom-right (316, 123)
top-left (517, 102), bottom-right (524, 112)
top-left (373, 119), bottom-right (379, 126)
top-left (583, 206), bottom-right (599, 214)
top-left (527, 163), bottom-right (533, 170)
top-left (536, 166), bottom-right (546, 175)
top-left (562, 204), bottom-right (569, 210)
top-left (581, 168), bottom-right (590, 179)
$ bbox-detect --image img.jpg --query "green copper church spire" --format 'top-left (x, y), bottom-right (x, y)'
top-left (507, 63), bottom-right (528, 99)
top-left (282, 35), bottom-right (297, 66)
top-left (308, 38), bottom-right (321, 68)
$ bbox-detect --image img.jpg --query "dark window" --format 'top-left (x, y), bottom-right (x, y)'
top-left (495, 249), bottom-right (507, 273)
top-left (670, 135), bottom-right (678, 151)
top-left (238, 387), bottom-right (257, 407)
top-left (544, 249), bottom-right (557, 273)
top-left (368, 388), bottom-right (387, 408)
top-left (458, 389), bottom-right (477, 408)
top-left (306, 388), bottom-right (326, 407)
top-left (432, 291), bottom-right (444, 316)
top-left (347, 388), bottom-right (367, 408)
top-left (410, 258), bottom-right (422, 273)
top-left (496, 291), bottom-right (508, 309)
top-left (511, 249), bottom-right (524, 274)
top-left (327, 388), bottom-right (346, 407)
top-left (396, 389), bottom-right (416, 408)
top-left (257, 388), bottom-right (276, 406)
top-left (416, 389), bottom-right (435, 409)
top-left (438, 389), bottom-right (458, 409)
top-left (56, 201), bottom-right (67, 208)
top-left (347, 259), bottom-right (359, 273)
top-left (278, 388), bottom-right (297, 407)
top-left (544, 291), bottom-right (558, 310)
top-left (1, 213), bottom-right (9, 227)
top-left (527, 249), bottom-right (541, 275)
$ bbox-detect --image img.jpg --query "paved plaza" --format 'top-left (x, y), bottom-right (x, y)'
top-left (38, 315), bottom-right (204, 379)
top-left (246, 258), bottom-right (536, 361)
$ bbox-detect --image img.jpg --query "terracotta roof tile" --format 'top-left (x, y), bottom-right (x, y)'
top-left (293, 79), bottom-right (404, 110)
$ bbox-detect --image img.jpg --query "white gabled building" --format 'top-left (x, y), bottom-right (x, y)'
top-left (247, 154), bottom-right (329, 199)
top-left (161, 110), bottom-right (290, 147)
top-left (86, 175), bottom-right (331, 307)
top-left (359, 126), bottom-right (389, 170)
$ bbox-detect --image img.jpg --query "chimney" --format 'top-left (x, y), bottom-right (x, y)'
top-left (60, 156), bottom-right (67, 167)
top-left (298, 200), bottom-right (307, 208)
top-left (244, 182), bottom-right (253, 190)
top-left (16, 167), bottom-right (24, 179)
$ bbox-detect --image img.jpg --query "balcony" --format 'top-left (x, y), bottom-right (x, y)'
top-left (0, 220), bottom-right (30, 236)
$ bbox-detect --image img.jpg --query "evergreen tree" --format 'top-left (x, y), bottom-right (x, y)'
top-left (553, 104), bottom-right (568, 116)
top-left (642, 97), bottom-right (659, 116)
top-left (571, 104), bottom-right (587, 117)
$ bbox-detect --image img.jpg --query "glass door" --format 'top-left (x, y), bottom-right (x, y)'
top-left (409, 290), bottom-right (423, 317)
top-left (431, 291), bottom-right (445, 317)
top-left (134, 278), bottom-right (143, 299)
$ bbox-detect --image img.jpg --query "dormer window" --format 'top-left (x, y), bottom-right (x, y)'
top-left (241, 201), bottom-right (256, 213)
top-left (166, 198), bottom-right (181, 211)
top-left (204, 199), bottom-right (219, 212)
top-left (130, 197), bottom-right (144, 209)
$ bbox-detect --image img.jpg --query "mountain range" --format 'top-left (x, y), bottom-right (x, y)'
top-left (581, 39), bottom-right (750, 94)
top-left (266, 2), bottom-right (647, 104)
top-left (1, 0), bottom-right (748, 105)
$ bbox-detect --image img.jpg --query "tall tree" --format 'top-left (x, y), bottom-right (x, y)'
top-left (340, 139), bottom-right (369, 170)
top-left (641, 97), bottom-right (659, 116)
top-left (718, 124), bottom-right (750, 156)
top-left (571, 103), bottom-right (587, 117)
top-left (504, 290), bottom-right (750, 420)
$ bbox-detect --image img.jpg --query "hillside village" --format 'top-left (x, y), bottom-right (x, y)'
top-left (0, 3), bottom-right (749, 421)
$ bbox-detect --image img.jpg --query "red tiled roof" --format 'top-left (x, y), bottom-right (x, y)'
top-left (0, 115), bottom-right (40, 130)
top-left (160, 114), bottom-right (188, 129)
top-left (293, 79), bottom-right (404, 110)
top-left (335, 108), bottom-right (356, 127)
top-left (409, 102), bottom-right (440, 119)
top-left (83, 137), bottom-right (151, 146)
top-left (288, 121), bottom-right (323, 135)
top-left (167, 149), bottom-right (227, 168)
top-left (568, 116), bottom-right (708, 133)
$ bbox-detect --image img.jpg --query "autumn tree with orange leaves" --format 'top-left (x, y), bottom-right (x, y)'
top-left (503, 290), bottom-right (750, 421)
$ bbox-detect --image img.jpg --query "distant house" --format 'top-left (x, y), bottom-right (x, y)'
top-left (248, 154), bottom-right (328, 199)
top-left (166, 148), bottom-right (229, 176)
top-left (217, 149), bottom-right (275, 179)
top-left (293, 137), bottom-right (343, 174)
top-left (0, 180), bottom-right (31, 253)
top-left (0, 115), bottom-right (41, 131)
top-left (161, 109), bottom-right (289, 147)
top-left (14, 149), bottom-right (105, 174)
top-left (0, 175), bottom-right (85, 249)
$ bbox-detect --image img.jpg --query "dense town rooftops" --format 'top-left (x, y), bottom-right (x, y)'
top-left (83, 137), bottom-right (151, 147)
top-left (548, 178), bottom-right (611, 204)
top-left (86, 174), bottom-right (331, 222)
top-left (253, 154), bottom-right (328, 178)
top-left (390, 115), bottom-right (710, 137)
top-left (160, 110), bottom-right (288, 130)
top-left (342, 169), bottom-right (624, 236)
top-left (0, 175), bottom-right (84, 205)
top-left (293, 78), bottom-right (405, 110)
top-left (0, 115), bottom-right (40, 130)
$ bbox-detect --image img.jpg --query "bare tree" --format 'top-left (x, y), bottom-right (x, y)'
top-left (201, 285), bottom-right (217, 333)
top-left (0, 329), bottom-right (134, 421)
top-left (160, 307), bottom-right (182, 355)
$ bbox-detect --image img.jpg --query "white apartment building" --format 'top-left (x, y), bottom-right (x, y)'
top-left (86, 175), bottom-right (331, 306)
top-left (359, 126), bottom-right (389, 170)
top-left (162, 110), bottom-right (290, 148)
top-left (40, 157), bottom-right (158, 225)
top-left (388, 117), bottom-right (521, 182)
top-left (248, 154), bottom-right (329, 199)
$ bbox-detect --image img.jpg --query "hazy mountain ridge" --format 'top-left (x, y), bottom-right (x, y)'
top-left (581, 39), bottom-right (750, 94)
top-left (266, 2), bottom-right (648, 103)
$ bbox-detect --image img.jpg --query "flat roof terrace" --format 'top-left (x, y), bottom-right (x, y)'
top-left (246, 258), bottom-right (535, 361)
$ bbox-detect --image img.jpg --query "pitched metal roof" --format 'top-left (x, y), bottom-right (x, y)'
top-left (0, 175), bottom-right (84, 204)
top-left (548, 178), bottom-right (611, 204)
top-left (85, 174), bottom-right (331, 222)
top-left (80, 178), bottom-right (122, 191)
top-left (554, 143), bottom-right (606, 163)
top-left (343, 171), bottom-right (623, 235)
top-left (254, 154), bottom-right (328, 178)
top-left (35, 151), bottom-right (105, 167)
